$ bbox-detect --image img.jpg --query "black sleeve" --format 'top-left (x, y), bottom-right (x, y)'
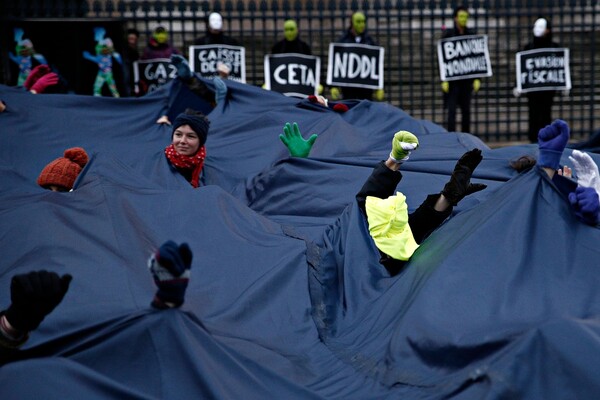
top-left (408, 194), bottom-right (452, 244)
top-left (356, 161), bottom-right (402, 214)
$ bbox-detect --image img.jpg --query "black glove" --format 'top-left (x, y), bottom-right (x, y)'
top-left (4, 270), bottom-right (72, 333)
top-left (442, 149), bottom-right (487, 206)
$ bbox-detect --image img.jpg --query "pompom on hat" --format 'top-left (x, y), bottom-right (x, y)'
top-left (37, 147), bottom-right (89, 191)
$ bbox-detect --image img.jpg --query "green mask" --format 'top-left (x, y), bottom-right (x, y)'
top-left (352, 12), bottom-right (366, 35)
top-left (154, 32), bottom-right (168, 44)
top-left (284, 20), bottom-right (298, 41)
top-left (456, 11), bottom-right (469, 29)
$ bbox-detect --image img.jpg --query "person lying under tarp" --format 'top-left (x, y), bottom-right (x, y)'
top-left (280, 122), bottom-right (487, 275)
top-left (0, 240), bottom-right (192, 363)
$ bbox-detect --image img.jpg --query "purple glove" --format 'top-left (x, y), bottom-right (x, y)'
top-left (4, 270), bottom-right (72, 333)
top-left (568, 186), bottom-right (600, 226)
top-left (30, 72), bottom-right (59, 94)
top-left (23, 64), bottom-right (51, 90)
top-left (148, 241), bottom-right (192, 309)
top-left (538, 119), bottom-right (570, 170)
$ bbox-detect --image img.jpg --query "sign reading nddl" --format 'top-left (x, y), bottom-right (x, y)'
top-left (133, 58), bottom-right (177, 94)
top-left (189, 45), bottom-right (246, 83)
top-left (264, 53), bottom-right (320, 98)
top-left (326, 43), bottom-right (384, 89)
top-left (516, 48), bottom-right (571, 93)
top-left (437, 34), bottom-right (492, 81)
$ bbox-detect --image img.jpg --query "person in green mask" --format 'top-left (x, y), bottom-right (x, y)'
top-left (440, 6), bottom-right (481, 133)
top-left (331, 12), bottom-right (384, 101)
top-left (271, 19), bottom-right (312, 55)
top-left (141, 26), bottom-right (180, 60)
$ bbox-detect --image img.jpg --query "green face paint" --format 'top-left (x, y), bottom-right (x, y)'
top-left (154, 32), bottom-right (168, 44)
top-left (456, 10), bottom-right (469, 29)
top-left (284, 20), bottom-right (298, 41)
top-left (352, 12), bottom-right (366, 35)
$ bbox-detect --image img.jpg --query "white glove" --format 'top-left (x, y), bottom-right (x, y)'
top-left (569, 150), bottom-right (600, 195)
top-left (512, 87), bottom-right (522, 98)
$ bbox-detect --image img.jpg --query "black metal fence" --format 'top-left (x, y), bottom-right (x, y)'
top-left (1, 0), bottom-right (599, 144)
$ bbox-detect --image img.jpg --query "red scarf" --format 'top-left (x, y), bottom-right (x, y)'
top-left (165, 144), bottom-right (206, 188)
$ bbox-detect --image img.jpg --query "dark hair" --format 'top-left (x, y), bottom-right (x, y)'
top-left (510, 155), bottom-right (537, 173)
top-left (453, 6), bottom-right (468, 17)
top-left (126, 28), bottom-right (140, 37)
top-left (154, 26), bottom-right (167, 34)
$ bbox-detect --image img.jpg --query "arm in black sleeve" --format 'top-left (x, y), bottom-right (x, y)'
top-left (356, 161), bottom-right (402, 214)
top-left (408, 194), bottom-right (453, 244)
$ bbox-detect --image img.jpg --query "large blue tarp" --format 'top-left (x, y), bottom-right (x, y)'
top-left (1, 80), bottom-right (599, 399)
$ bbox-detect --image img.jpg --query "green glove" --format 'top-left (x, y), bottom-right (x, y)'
top-left (279, 122), bottom-right (318, 158)
top-left (390, 130), bottom-right (419, 162)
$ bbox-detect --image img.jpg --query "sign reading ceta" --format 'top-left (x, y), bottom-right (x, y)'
top-left (264, 53), bottom-right (320, 97)
top-left (273, 63), bottom-right (317, 86)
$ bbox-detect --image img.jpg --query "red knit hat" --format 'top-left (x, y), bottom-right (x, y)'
top-left (37, 147), bottom-right (89, 191)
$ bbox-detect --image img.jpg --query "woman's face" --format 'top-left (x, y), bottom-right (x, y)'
top-left (172, 124), bottom-right (201, 156)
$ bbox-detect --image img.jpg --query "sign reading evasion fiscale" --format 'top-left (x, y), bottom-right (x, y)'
top-left (515, 48), bottom-right (571, 93)
top-left (326, 43), bottom-right (384, 89)
top-left (133, 58), bottom-right (177, 94)
top-left (189, 44), bottom-right (246, 83)
top-left (437, 34), bottom-right (493, 81)
top-left (264, 53), bottom-right (321, 98)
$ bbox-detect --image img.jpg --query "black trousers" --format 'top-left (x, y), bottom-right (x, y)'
top-left (527, 91), bottom-right (555, 143)
top-left (446, 80), bottom-right (473, 133)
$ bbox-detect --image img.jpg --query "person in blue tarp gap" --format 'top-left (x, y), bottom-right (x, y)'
top-left (536, 120), bottom-right (600, 226)
top-left (513, 17), bottom-right (562, 143)
top-left (330, 12), bottom-right (384, 102)
top-left (37, 147), bottom-right (89, 192)
top-left (280, 122), bottom-right (487, 275)
top-left (155, 55), bottom-right (226, 125)
top-left (171, 54), bottom-right (228, 107)
top-left (164, 109), bottom-right (210, 188)
top-left (0, 241), bottom-right (191, 362)
top-left (440, 5), bottom-right (481, 133)
top-left (271, 19), bottom-right (312, 55)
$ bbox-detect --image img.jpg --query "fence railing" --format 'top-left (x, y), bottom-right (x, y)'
top-left (1, 0), bottom-right (599, 144)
